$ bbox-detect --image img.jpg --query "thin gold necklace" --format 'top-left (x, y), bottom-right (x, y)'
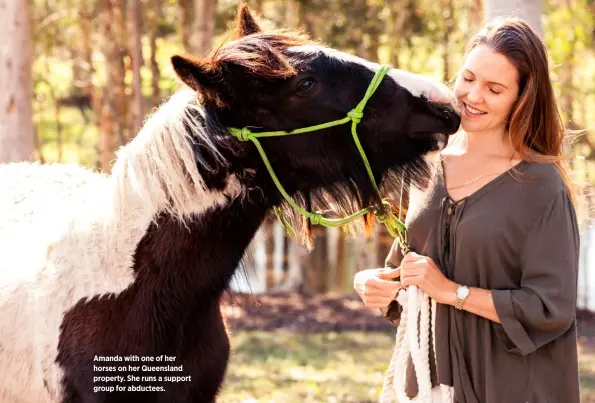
top-left (445, 171), bottom-right (506, 190)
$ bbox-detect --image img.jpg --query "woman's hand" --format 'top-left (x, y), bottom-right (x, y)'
top-left (353, 267), bottom-right (402, 309)
top-left (398, 252), bottom-right (457, 305)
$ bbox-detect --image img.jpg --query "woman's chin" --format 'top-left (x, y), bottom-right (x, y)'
top-left (460, 119), bottom-right (487, 133)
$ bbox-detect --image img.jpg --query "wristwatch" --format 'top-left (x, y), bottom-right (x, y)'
top-left (455, 285), bottom-right (470, 310)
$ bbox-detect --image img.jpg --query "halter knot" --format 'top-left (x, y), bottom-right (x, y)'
top-left (347, 109), bottom-right (364, 124)
top-left (237, 127), bottom-right (252, 142)
top-left (372, 200), bottom-right (392, 219)
top-left (309, 213), bottom-right (323, 225)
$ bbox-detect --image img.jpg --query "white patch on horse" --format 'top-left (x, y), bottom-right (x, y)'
top-left (0, 89), bottom-right (240, 402)
top-left (287, 45), bottom-right (456, 109)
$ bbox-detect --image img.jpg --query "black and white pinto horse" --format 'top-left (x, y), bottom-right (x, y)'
top-left (0, 5), bottom-right (460, 403)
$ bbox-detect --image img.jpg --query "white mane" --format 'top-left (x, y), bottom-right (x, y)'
top-left (0, 88), bottom-right (241, 403)
top-left (110, 88), bottom-right (236, 227)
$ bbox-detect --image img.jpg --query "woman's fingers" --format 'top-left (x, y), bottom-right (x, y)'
top-left (378, 267), bottom-right (400, 280)
top-left (353, 268), bottom-right (404, 309)
top-left (363, 282), bottom-right (400, 297)
top-left (400, 260), bottom-right (425, 277)
top-left (400, 274), bottom-right (421, 288)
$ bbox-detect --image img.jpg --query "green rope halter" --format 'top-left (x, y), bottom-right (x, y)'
top-left (228, 64), bottom-right (408, 250)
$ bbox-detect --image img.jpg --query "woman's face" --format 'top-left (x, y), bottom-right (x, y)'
top-left (453, 45), bottom-right (520, 134)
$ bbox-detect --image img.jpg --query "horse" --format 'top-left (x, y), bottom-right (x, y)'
top-left (0, 4), bottom-right (460, 403)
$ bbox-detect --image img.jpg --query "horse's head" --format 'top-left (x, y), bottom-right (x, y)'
top-left (170, 4), bottom-right (460, 243)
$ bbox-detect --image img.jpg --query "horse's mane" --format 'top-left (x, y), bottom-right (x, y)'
top-left (109, 89), bottom-right (239, 227)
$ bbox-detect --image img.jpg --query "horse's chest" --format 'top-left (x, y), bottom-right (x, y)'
top-left (61, 343), bottom-right (228, 403)
top-left (57, 298), bottom-right (230, 403)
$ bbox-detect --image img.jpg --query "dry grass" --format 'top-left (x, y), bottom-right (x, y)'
top-left (220, 329), bottom-right (595, 403)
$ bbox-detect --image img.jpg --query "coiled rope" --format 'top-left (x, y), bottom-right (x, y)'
top-left (379, 288), bottom-right (452, 403)
top-left (378, 175), bottom-right (452, 403)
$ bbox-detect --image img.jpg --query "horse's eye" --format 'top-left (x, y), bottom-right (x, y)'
top-left (297, 78), bottom-right (316, 93)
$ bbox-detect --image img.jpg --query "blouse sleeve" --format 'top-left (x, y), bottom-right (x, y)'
top-left (491, 187), bottom-right (580, 356)
top-left (385, 236), bottom-right (405, 268)
top-left (380, 237), bottom-right (406, 326)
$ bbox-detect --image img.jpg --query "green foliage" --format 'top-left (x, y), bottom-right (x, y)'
top-left (28, 0), bottom-right (595, 172)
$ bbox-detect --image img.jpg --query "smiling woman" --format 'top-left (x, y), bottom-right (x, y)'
top-left (355, 17), bottom-right (584, 403)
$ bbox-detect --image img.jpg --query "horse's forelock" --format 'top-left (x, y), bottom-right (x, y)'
top-left (208, 32), bottom-right (318, 80)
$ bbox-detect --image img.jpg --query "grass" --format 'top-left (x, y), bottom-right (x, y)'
top-left (220, 331), bottom-right (393, 403)
top-left (220, 330), bottom-right (595, 403)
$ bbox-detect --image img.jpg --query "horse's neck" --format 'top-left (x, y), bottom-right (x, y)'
top-left (130, 193), bottom-right (270, 324)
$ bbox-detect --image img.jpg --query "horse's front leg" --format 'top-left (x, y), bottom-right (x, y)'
top-left (58, 381), bottom-right (85, 403)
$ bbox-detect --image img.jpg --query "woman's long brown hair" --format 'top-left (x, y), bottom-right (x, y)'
top-left (464, 18), bottom-right (585, 218)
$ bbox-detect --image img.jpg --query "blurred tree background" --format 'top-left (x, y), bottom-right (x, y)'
top-left (2, 1), bottom-right (595, 401)
top-left (2, 0), bottom-right (595, 301)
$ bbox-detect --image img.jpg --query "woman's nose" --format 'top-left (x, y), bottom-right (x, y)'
top-left (466, 85), bottom-right (483, 104)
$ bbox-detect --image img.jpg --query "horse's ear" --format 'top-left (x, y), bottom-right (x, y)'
top-left (236, 3), bottom-right (262, 37)
top-left (171, 55), bottom-right (217, 93)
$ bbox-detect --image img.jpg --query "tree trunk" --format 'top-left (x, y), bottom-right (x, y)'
top-left (274, 237), bottom-right (309, 292)
top-left (442, 0), bottom-right (455, 82)
top-left (483, 0), bottom-right (542, 37)
top-left (0, 0), bottom-right (35, 163)
top-left (98, 0), bottom-right (123, 172)
top-left (178, 0), bottom-right (192, 53)
top-left (306, 226), bottom-right (329, 293)
top-left (364, 1), bottom-right (381, 62)
top-left (193, 0), bottom-right (218, 57)
top-left (115, 0), bottom-right (131, 144)
top-left (129, 0), bottom-right (144, 136)
top-left (272, 221), bottom-right (286, 287)
top-left (285, 0), bottom-right (300, 29)
top-left (387, 0), bottom-right (406, 68)
top-left (561, 1), bottom-right (579, 126)
top-left (149, 0), bottom-right (161, 108)
top-left (79, 0), bottom-right (103, 168)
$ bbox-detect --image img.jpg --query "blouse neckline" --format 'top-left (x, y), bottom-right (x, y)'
top-left (437, 156), bottom-right (528, 205)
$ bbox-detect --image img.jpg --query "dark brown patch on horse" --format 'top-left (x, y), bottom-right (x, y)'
top-left (57, 195), bottom-right (268, 403)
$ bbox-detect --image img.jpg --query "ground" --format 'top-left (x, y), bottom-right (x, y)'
top-left (219, 291), bottom-right (595, 403)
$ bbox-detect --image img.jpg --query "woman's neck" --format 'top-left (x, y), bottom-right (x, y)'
top-left (446, 128), bottom-right (517, 161)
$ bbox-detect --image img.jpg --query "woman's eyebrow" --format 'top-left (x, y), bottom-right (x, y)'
top-left (463, 69), bottom-right (508, 89)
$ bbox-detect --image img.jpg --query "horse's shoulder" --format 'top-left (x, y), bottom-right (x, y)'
top-left (0, 161), bottom-right (106, 188)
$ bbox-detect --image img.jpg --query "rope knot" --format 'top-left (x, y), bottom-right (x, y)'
top-left (372, 200), bottom-right (392, 220)
top-left (237, 127), bottom-right (252, 142)
top-left (347, 109), bottom-right (364, 124)
top-left (310, 213), bottom-right (322, 226)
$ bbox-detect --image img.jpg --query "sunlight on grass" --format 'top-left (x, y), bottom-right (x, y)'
top-left (580, 343), bottom-right (595, 403)
top-left (221, 331), bottom-right (595, 403)
top-left (221, 331), bottom-right (395, 403)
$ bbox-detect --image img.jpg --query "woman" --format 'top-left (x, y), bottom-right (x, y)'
top-left (354, 18), bottom-right (582, 403)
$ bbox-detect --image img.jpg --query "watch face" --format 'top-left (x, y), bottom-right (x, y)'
top-left (457, 286), bottom-right (469, 299)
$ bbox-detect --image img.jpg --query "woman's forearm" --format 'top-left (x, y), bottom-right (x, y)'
top-left (441, 282), bottom-right (501, 323)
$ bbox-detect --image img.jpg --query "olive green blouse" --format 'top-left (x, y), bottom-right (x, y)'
top-left (383, 158), bottom-right (581, 403)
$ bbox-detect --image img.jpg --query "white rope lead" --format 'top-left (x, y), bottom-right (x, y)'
top-left (379, 287), bottom-right (453, 403)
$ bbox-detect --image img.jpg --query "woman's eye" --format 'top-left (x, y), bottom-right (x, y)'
top-left (297, 78), bottom-right (316, 93)
top-left (490, 89), bottom-right (501, 95)
top-left (463, 77), bottom-right (473, 82)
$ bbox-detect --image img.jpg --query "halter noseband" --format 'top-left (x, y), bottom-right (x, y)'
top-left (228, 64), bottom-right (408, 250)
